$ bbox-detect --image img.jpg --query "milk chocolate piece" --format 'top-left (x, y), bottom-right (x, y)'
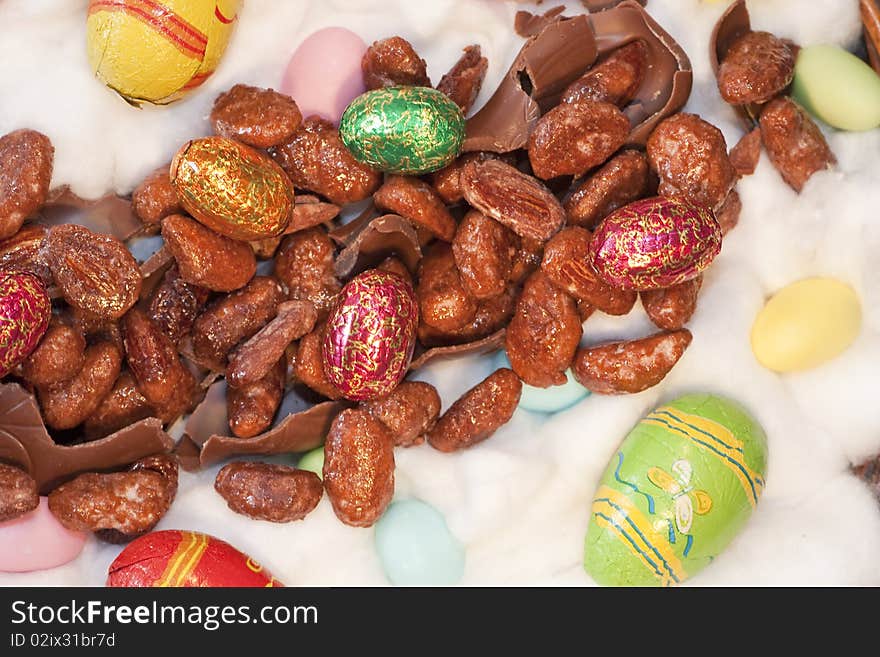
top-left (581, 0), bottom-right (646, 9)
top-left (853, 453), bottom-right (880, 501)
top-left (710, 0), bottom-right (760, 129)
top-left (0, 383), bottom-right (173, 494)
top-left (40, 187), bottom-right (143, 242)
top-left (464, 2), bottom-right (692, 152)
top-left (861, 0), bottom-right (880, 74)
top-left (332, 214), bottom-right (422, 278)
top-left (410, 329), bottom-right (506, 370)
top-left (181, 380), bottom-right (345, 469)
top-left (514, 6), bottom-right (566, 38)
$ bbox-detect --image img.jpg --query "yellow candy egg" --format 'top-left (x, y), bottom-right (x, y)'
top-left (751, 277), bottom-right (862, 372)
top-left (86, 0), bottom-right (240, 105)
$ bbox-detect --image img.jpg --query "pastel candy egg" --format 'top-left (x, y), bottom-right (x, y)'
top-left (375, 499), bottom-right (465, 586)
top-left (339, 86), bottom-right (465, 174)
top-left (584, 393), bottom-right (767, 586)
top-left (0, 498), bottom-right (87, 573)
top-left (86, 0), bottom-right (240, 105)
top-left (298, 446), bottom-right (325, 479)
top-left (792, 45), bottom-right (880, 131)
top-left (281, 27), bottom-right (367, 125)
top-left (0, 271), bottom-right (50, 377)
top-left (588, 196), bottom-right (722, 291)
top-left (170, 136), bottom-right (295, 241)
top-left (107, 530), bottom-right (283, 587)
top-left (751, 277), bottom-right (861, 373)
top-left (493, 350), bottom-right (589, 414)
top-left (323, 269), bottom-right (418, 401)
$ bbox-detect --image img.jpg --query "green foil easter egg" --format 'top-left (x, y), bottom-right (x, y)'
top-left (339, 86), bottom-right (465, 174)
top-left (584, 393), bottom-right (767, 587)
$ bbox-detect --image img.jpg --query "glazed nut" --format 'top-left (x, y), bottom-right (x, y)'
top-left (564, 150), bottom-right (652, 229)
top-left (0, 223), bottom-right (52, 286)
top-left (426, 368), bottom-right (522, 452)
top-left (227, 299), bottom-right (317, 388)
top-left (294, 323), bottom-right (342, 400)
top-left (148, 265), bottom-right (210, 345)
top-left (717, 31), bottom-right (795, 105)
top-left (131, 165), bottom-right (181, 226)
top-left (215, 461), bottom-right (323, 522)
top-left (417, 242), bottom-right (477, 333)
top-left (84, 371), bottom-right (155, 440)
top-left (210, 84), bottom-right (303, 149)
top-left (0, 463), bottom-right (39, 522)
top-left (527, 101), bottom-right (629, 180)
top-left (505, 270), bottom-right (582, 388)
top-left (20, 322), bottom-right (86, 387)
top-left (461, 158), bottom-right (565, 243)
top-left (417, 284), bottom-right (516, 347)
top-left (227, 357), bottom-right (286, 438)
top-left (562, 40), bottom-right (649, 107)
top-left (274, 227), bottom-right (341, 319)
top-left (362, 36), bottom-right (430, 89)
top-left (323, 408), bottom-right (395, 528)
top-left (46, 224), bottom-right (142, 320)
top-left (436, 44), bottom-right (488, 114)
top-left (48, 454), bottom-right (178, 541)
top-left (640, 276), bottom-right (703, 331)
top-left (729, 127), bottom-right (762, 178)
top-left (571, 329), bottom-right (692, 394)
top-left (374, 175), bottom-right (458, 242)
top-left (271, 117), bottom-right (382, 205)
top-left (0, 129), bottom-right (54, 240)
top-left (361, 381), bottom-right (441, 447)
top-left (161, 213), bottom-right (257, 293)
top-left (452, 210), bottom-right (515, 300)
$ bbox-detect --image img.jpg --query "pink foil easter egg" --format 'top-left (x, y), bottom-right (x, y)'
top-left (0, 271), bottom-right (51, 377)
top-left (0, 497), bottom-right (87, 573)
top-left (588, 196), bottom-right (722, 291)
top-left (281, 27), bottom-right (367, 125)
top-left (323, 269), bottom-right (418, 401)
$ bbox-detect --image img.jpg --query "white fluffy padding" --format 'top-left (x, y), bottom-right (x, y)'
top-left (0, 0), bottom-right (877, 586)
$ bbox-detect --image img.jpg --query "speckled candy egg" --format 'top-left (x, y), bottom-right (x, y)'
top-left (0, 271), bottom-right (50, 378)
top-left (107, 530), bottom-right (283, 587)
top-left (339, 86), bottom-right (465, 174)
top-left (170, 136), bottom-right (295, 241)
top-left (584, 393), bottom-right (767, 587)
top-left (322, 269), bottom-right (418, 401)
top-left (588, 196), bottom-right (722, 291)
top-left (86, 0), bottom-right (240, 105)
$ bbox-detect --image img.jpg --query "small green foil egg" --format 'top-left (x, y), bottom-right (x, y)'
top-left (339, 86), bottom-right (465, 174)
top-left (584, 394), bottom-right (767, 587)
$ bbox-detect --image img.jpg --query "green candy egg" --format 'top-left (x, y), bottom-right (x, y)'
top-left (297, 446), bottom-right (325, 479)
top-left (339, 86), bottom-right (465, 174)
top-left (584, 394), bottom-right (767, 587)
top-left (792, 45), bottom-right (880, 131)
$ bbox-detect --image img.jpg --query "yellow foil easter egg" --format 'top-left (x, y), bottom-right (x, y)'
top-left (86, 0), bottom-right (240, 105)
top-left (751, 277), bottom-right (862, 372)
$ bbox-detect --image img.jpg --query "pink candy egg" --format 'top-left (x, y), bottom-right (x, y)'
top-left (281, 27), bottom-right (367, 125)
top-left (0, 497), bottom-right (87, 573)
top-left (323, 269), bottom-right (418, 401)
top-left (0, 271), bottom-right (50, 377)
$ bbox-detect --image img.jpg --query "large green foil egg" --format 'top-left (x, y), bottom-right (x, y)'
top-left (584, 394), bottom-right (767, 587)
top-left (339, 86), bottom-right (465, 174)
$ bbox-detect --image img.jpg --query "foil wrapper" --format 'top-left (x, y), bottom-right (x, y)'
top-left (0, 273), bottom-right (50, 377)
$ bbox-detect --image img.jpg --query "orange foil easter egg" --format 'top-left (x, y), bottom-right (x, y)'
top-left (106, 530), bottom-right (284, 587)
top-left (86, 0), bottom-right (241, 105)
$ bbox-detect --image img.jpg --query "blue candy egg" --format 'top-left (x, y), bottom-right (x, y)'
top-left (493, 350), bottom-right (589, 414)
top-left (374, 499), bottom-right (465, 586)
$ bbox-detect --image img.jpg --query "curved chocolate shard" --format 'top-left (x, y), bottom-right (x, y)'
top-left (283, 195), bottom-right (341, 234)
top-left (333, 214), bottom-right (422, 278)
top-left (182, 380), bottom-right (345, 468)
top-left (861, 0), bottom-right (880, 74)
top-left (40, 187), bottom-right (144, 242)
top-left (514, 6), bottom-right (567, 38)
top-left (410, 329), bottom-right (506, 370)
top-left (710, 0), bottom-right (760, 129)
top-left (853, 453), bottom-right (880, 501)
top-left (581, 0), bottom-right (646, 10)
top-left (0, 383), bottom-right (173, 494)
top-left (464, 2), bottom-right (691, 153)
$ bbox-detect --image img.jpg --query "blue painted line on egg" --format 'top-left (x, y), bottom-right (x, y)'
top-left (683, 534), bottom-right (694, 558)
top-left (613, 451), bottom-right (655, 514)
top-left (594, 511), bottom-right (666, 582)
top-left (655, 410), bottom-right (743, 453)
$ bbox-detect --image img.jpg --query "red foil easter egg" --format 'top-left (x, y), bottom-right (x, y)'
top-left (588, 196), bottom-right (722, 291)
top-left (106, 529), bottom-right (283, 587)
top-left (322, 270), bottom-right (418, 401)
top-left (0, 271), bottom-right (50, 377)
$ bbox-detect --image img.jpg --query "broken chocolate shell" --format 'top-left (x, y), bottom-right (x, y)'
top-left (0, 383), bottom-right (173, 494)
top-left (861, 0), bottom-right (880, 75)
top-left (331, 214), bottom-right (422, 278)
top-left (40, 187), bottom-right (144, 242)
top-left (710, 0), bottom-right (761, 129)
top-left (410, 329), bottom-right (506, 370)
top-left (853, 454), bottom-right (880, 501)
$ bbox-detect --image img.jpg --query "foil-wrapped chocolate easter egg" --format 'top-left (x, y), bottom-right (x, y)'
top-left (107, 530), bottom-right (283, 587)
top-left (588, 196), bottom-right (721, 291)
top-left (170, 136), bottom-right (295, 241)
top-left (584, 393), bottom-right (767, 586)
top-left (0, 271), bottom-right (50, 378)
top-left (86, 0), bottom-right (241, 106)
top-left (323, 270), bottom-right (418, 401)
top-left (339, 86), bottom-right (465, 174)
